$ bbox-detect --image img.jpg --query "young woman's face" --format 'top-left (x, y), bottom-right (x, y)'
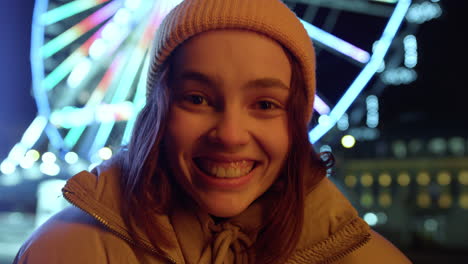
top-left (164, 30), bottom-right (292, 217)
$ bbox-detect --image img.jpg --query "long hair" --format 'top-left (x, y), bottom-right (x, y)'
top-left (121, 62), bottom-right (175, 249)
top-left (120, 49), bottom-right (329, 262)
top-left (253, 53), bottom-right (327, 264)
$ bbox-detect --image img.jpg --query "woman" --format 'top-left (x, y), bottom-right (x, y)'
top-left (14, 0), bottom-right (412, 263)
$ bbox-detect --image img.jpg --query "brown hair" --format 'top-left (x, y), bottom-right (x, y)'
top-left (120, 51), bottom-right (328, 263)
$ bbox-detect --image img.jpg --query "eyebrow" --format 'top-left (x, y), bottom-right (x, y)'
top-left (177, 70), bottom-right (290, 91)
top-left (178, 71), bottom-right (217, 88)
top-left (245, 78), bottom-right (290, 91)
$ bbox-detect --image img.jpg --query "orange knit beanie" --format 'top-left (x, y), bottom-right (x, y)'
top-left (147, 0), bottom-right (316, 121)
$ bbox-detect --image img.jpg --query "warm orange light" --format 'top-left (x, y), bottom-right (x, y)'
top-left (416, 171), bottom-right (431, 186)
top-left (417, 192), bottom-right (431, 208)
top-left (459, 171), bottom-right (468, 185)
top-left (397, 172), bottom-right (411, 186)
top-left (378, 173), bottom-right (392, 187)
top-left (438, 193), bottom-right (452, 208)
top-left (361, 173), bottom-right (373, 187)
top-left (436, 171), bottom-right (451, 186)
top-left (345, 175), bottom-right (357, 187)
top-left (378, 192), bottom-right (392, 208)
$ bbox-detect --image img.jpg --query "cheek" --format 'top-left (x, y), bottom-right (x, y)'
top-left (165, 107), bottom-right (206, 157)
top-left (258, 118), bottom-right (290, 162)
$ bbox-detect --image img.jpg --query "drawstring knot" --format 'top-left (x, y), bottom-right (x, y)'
top-left (200, 222), bottom-right (253, 264)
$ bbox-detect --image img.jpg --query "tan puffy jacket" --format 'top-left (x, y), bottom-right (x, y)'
top-left (13, 161), bottom-right (397, 264)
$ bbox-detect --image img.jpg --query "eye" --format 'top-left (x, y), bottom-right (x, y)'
top-left (183, 94), bottom-right (208, 105)
top-left (256, 100), bottom-right (280, 110)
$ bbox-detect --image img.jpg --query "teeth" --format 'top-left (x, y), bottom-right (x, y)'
top-left (196, 159), bottom-right (254, 178)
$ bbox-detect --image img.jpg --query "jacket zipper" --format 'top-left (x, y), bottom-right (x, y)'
top-left (63, 190), bottom-right (177, 264)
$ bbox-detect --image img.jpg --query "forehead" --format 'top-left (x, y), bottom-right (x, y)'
top-left (171, 29), bottom-right (292, 84)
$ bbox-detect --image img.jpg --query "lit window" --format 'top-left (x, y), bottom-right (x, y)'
top-left (397, 172), bottom-right (411, 186)
top-left (345, 175), bottom-right (357, 188)
top-left (378, 173), bottom-right (392, 187)
top-left (378, 192), bottom-right (392, 208)
top-left (438, 193), bottom-right (452, 209)
top-left (417, 192), bottom-right (431, 208)
top-left (360, 192), bottom-right (374, 208)
top-left (416, 171), bottom-right (431, 186)
top-left (436, 171), bottom-right (451, 186)
top-left (361, 173), bottom-right (374, 187)
top-left (459, 193), bottom-right (468, 209)
top-left (458, 171), bottom-right (468, 185)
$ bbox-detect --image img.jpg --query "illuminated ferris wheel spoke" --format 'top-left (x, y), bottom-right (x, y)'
top-left (88, 45), bottom-right (148, 157)
top-left (40, 0), bottom-right (122, 59)
top-left (42, 4), bottom-right (124, 91)
top-left (299, 19), bottom-right (370, 117)
top-left (300, 19), bottom-right (371, 64)
top-left (87, 6), bottom-right (170, 157)
top-left (309, 0), bottom-right (412, 143)
top-left (39, 0), bottom-right (111, 25)
top-left (43, 3), bottom-right (156, 92)
top-left (58, 3), bottom-right (161, 151)
top-left (63, 53), bottom-right (126, 149)
top-left (122, 55), bottom-right (150, 145)
top-left (119, 2), bottom-right (186, 146)
top-left (42, 51), bottom-right (85, 91)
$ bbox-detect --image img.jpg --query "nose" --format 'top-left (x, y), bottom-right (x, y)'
top-left (207, 108), bottom-right (250, 148)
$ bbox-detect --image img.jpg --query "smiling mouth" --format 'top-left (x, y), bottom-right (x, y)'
top-left (193, 158), bottom-right (256, 178)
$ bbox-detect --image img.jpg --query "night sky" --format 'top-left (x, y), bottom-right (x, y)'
top-left (379, 1), bottom-right (467, 137)
top-left (0, 1), bottom-right (465, 160)
top-left (0, 0), bottom-right (36, 159)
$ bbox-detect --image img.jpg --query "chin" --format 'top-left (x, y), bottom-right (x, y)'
top-left (208, 208), bottom-right (246, 218)
top-left (199, 195), bottom-right (251, 218)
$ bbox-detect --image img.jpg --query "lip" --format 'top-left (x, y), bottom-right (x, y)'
top-left (192, 158), bottom-right (256, 191)
top-left (194, 154), bottom-right (257, 163)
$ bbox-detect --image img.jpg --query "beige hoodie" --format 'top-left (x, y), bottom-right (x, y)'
top-left (14, 162), bottom-right (370, 264)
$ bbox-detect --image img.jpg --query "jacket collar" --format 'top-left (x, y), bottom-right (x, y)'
top-left (62, 159), bottom-right (369, 263)
top-left (62, 160), bottom-right (185, 263)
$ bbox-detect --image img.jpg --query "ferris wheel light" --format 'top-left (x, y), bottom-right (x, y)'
top-left (89, 38), bottom-right (108, 60)
top-left (309, 0), bottom-right (412, 143)
top-left (0, 159), bottom-right (16, 175)
top-left (363, 212), bottom-right (378, 226)
top-left (20, 116), bottom-right (48, 148)
top-left (26, 149), bottom-right (41, 162)
top-left (8, 143), bottom-right (28, 163)
top-left (341, 135), bottom-right (356, 148)
top-left (67, 58), bottom-right (92, 88)
top-left (300, 19), bottom-right (370, 64)
top-left (39, 0), bottom-right (108, 26)
top-left (125, 0), bottom-right (141, 10)
top-left (101, 22), bottom-right (122, 42)
top-left (19, 158), bottom-right (35, 169)
top-left (406, 2), bottom-right (442, 24)
top-left (40, 162), bottom-right (60, 176)
top-left (313, 95), bottom-right (331, 115)
top-left (318, 115), bottom-right (332, 126)
top-left (40, 1), bottom-right (120, 59)
top-left (404, 35), bottom-right (418, 68)
top-left (337, 114), bottom-right (349, 131)
top-left (98, 147), bottom-right (113, 160)
top-left (114, 8), bottom-right (132, 25)
top-left (42, 152), bottom-right (57, 163)
top-left (64, 152), bottom-right (79, 165)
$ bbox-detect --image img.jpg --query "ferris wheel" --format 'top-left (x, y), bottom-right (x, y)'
top-left (0, 0), bottom-right (442, 179)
